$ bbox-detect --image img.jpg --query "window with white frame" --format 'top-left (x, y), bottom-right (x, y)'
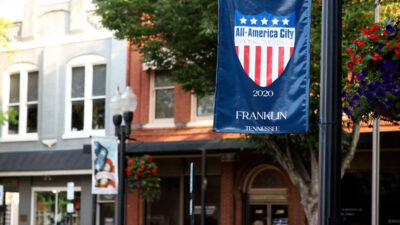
top-left (190, 93), bottom-right (214, 122)
top-left (1, 63), bottom-right (39, 139)
top-left (150, 70), bottom-right (175, 123)
top-left (65, 55), bottom-right (106, 137)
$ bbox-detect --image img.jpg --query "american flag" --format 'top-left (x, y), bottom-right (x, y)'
top-left (234, 11), bottom-right (296, 87)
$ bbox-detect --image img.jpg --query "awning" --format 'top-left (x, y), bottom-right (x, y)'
top-left (125, 138), bottom-right (253, 155)
top-left (0, 149), bottom-right (91, 176)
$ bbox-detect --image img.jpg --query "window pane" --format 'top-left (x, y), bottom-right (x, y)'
top-left (27, 104), bottom-right (38, 133)
top-left (184, 176), bottom-right (221, 225)
top-left (100, 203), bottom-right (115, 225)
top-left (271, 205), bottom-right (288, 225)
top-left (57, 191), bottom-right (81, 225)
top-left (8, 106), bottom-right (19, 134)
top-left (251, 169), bottom-right (287, 188)
top-left (71, 101), bottom-right (84, 131)
top-left (147, 177), bottom-right (180, 225)
top-left (35, 192), bottom-right (55, 225)
top-left (155, 71), bottom-right (174, 87)
top-left (155, 89), bottom-right (174, 119)
top-left (93, 64), bottom-right (106, 96)
top-left (197, 94), bottom-right (214, 117)
top-left (28, 71), bottom-right (39, 101)
top-left (250, 205), bottom-right (267, 225)
top-left (92, 99), bottom-right (105, 130)
top-left (72, 67), bottom-right (85, 98)
top-left (9, 73), bottom-right (20, 103)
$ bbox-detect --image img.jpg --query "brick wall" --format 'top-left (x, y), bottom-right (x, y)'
top-left (220, 161), bottom-right (235, 225)
top-left (125, 47), bottom-right (305, 225)
top-left (126, 46), bottom-right (242, 143)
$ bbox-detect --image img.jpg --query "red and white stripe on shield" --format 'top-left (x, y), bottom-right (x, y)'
top-left (235, 45), bottom-right (294, 87)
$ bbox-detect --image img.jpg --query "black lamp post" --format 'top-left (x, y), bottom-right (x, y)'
top-left (110, 86), bottom-right (138, 225)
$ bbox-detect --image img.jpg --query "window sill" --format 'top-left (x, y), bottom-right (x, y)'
top-left (142, 119), bottom-right (214, 129)
top-left (142, 123), bottom-right (178, 129)
top-left (186, 119), bottom-right (213, 127)
top-left (62, 130), bottom-right (105, 140)
top-left (0, 134), bottom-right (39, 143)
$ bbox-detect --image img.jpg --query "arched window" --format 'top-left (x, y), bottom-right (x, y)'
top-left (1, 63), bottom-right (39, 140)
top-left (246, 167), bottom-right (289, 225)
top-left (64, 55), bottom-right (107, 137)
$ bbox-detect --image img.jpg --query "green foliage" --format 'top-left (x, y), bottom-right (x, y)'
top-left (0, 17), bottom-right (11, 50)
top-left (0, 18), bottom-right (12, 125)
top-left (343, 18), bottom-right (400, 123)
top-left (0, 108), bottom-right (17, 126)
top-left (126, 155), bottom-right (161, 201)
top-left (94, 0), bottom-right (398, 167)
top-left (94, 0), bottom-right (217, 96)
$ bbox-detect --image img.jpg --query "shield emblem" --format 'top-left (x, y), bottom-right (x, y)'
top-left (234, 11), bottom-right (295, 87)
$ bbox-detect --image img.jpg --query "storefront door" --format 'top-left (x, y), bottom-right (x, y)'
top-left (249, 203), bottom-right (288, 225)
top-left (245, 167), bottom-right (289, 225)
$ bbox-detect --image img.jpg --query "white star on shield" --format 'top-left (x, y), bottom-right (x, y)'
top-left (240, 17), bottom-right (247, 24)
top-left (261, 18), bottom-right (268, 25)
top-left (282, 18), bottom-right (290, 25)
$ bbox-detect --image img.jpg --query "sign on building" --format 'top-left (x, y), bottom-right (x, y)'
top-left (214, 0), bottom-right (311, 134)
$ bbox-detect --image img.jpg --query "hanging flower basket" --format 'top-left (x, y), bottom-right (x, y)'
top-left (125, 155), bottom-right (161, 201)
top-left (343, 18), bottom-right (400, 123)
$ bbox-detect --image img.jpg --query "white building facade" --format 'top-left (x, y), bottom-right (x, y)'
top-left (0, 0), bottom-right (126, 224)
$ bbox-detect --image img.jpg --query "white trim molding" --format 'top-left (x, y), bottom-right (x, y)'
top-left (0, 169), bottom-right (92, 177)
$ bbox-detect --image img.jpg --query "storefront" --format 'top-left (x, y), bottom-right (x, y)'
top-left (125, 139), bottom-right (305, 225)
top-left (0, 150), bottom-right (96, 225)
top-left (125, 132), bottom-right (400, 225)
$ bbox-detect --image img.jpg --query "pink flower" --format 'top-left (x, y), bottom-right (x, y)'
top-left (347, 62), bottom-right (354, 71)
top-left (370, 34), bottom-right (380, 40)
top-left (356, 56), bottom-right (363, 63)
top-left (347, 48), bottom-right (355, 55)
top-left (371, 24), bottom-right (380, 32)
top-left (372, 53), bottom-right (383, 61)
top-left (361, 29), bottom-right (370, 36)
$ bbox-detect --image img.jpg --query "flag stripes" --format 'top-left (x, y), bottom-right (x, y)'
top-left (236, 45), bottom-right (294, 87)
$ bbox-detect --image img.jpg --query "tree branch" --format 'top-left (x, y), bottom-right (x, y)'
top-left (263, 135), bottom-right (307, 192)
top-left (341, 122), bottom-right (360, 178)
top-left (286, 135), bottom-right (311, 184)
top-left (310, 147), bottom-right (319, 195)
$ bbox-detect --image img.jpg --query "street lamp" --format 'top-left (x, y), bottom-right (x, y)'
top-left (110, 86), bottom-right (138, 225)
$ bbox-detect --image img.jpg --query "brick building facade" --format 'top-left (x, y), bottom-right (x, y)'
top-left (122, 47), bottom-right (307, 225)
top-left (121, 44), bottom-right (400, 225)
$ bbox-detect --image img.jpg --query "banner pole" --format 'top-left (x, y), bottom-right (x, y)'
top-left (319, 1), bottom-right (342, 225)
top-left (200, 149), bottom-right (207, 225)
top-left (371, 3), bottom-right (380, 225)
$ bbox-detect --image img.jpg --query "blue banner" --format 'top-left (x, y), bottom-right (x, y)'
top-left (213, 0), bottom-right (311, 134)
